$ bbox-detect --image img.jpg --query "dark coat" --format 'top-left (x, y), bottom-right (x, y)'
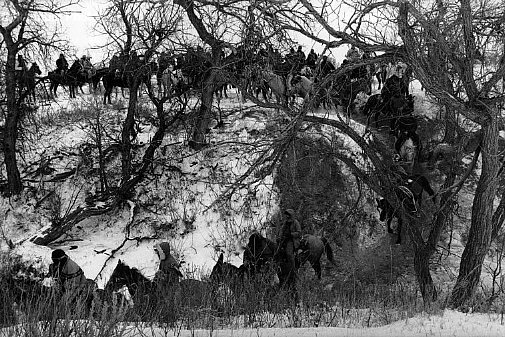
top-left (56, 56), bottom-right (69, 71)
top-left (155, 242), bottom-right (182, 277)
top-left (279, 209), bottom-right (302, 249)
top-left (49, 256), bottom-right (87, 292)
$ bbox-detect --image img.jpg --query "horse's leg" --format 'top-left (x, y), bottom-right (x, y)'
top-left (310, 260), bottom-right (322, 280)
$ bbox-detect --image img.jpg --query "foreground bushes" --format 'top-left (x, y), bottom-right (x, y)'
top-left (0, 253), bottom-right (438, 337)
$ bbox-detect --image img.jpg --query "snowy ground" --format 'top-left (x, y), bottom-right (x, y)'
top-left (3, 309), bottom-right (505, 336)
top-left (127, 309), bottom-right (505, 337)
top-left (2, 78), bottom-right (505, 336)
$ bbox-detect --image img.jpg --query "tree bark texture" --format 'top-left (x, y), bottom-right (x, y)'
top-left (2, 49), bottom-right (23, 195)
top-left (450, 111), bottom-right (499, 308)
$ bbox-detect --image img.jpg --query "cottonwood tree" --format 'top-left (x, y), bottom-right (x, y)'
top-left (0, 0), bottom-right (78, 196)
top-left (32, 0), bottom-right (184, 245)
top-left (313, 0), bottom-right (504, 306)
top-left (172, 0), bottom-right (314, 150)
top-left (95, 0), bottom-right (182, 185)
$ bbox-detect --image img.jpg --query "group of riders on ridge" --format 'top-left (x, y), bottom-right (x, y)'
top-left (15, 42), bottom-right (402, 105)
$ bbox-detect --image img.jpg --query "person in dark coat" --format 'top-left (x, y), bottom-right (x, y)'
top-left (49, 249), bottom-right (87, 292)
top-left (306, 49), bottom-right (317, 69)
top-left (154, 242), bottom-right (182, 286)
top-left (278, 209), bottom-right (302, 271)
top-left (318, 55), bottom-right (336, 79)
top-left (56, 53), bottom-right (69, 75)
top-left (295, 46), bottom-right (306, 72)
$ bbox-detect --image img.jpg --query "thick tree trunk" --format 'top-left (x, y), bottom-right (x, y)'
top-left (2, 50), bottom-right (23, 195)
top-left (414, 248), bottom-right (437, 302)
top-left (449, 111), bottom-right (499, 308)
top-left (189, 72), bottom-right (216, 150)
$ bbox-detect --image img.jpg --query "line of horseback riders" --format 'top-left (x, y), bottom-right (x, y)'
top-left (43, 207), bottom-right (325, 309)
top-left (15, 42), bottom-right (372, 103)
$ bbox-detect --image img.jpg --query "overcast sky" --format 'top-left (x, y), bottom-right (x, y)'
top-left (59, 1), bottom-right (350, 65)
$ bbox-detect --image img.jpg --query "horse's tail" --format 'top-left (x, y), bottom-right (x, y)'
top-left (321, 237), bottom-right (336, 266)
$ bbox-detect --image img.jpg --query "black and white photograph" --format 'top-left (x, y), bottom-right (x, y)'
top-left (1, 0), bottom-right (505, 336)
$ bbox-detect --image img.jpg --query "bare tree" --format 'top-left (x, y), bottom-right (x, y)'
top-left (214, 0), bottom-right (505, 306)
top-left (96, 0), bottom-right (182, 183)
top-left (172, 0), bottom-right (314, 150)
top-left (0, 0), bottom-right (78, 196)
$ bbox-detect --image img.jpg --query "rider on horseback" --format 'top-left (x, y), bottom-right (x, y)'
top-left (56, 53), bottom-right (69, 75)
top-left (154, 242), bottom-right (182, 286)
top-left (48, 249), bottom-right (94, 306)
top-left (80, 55), bottom-right (93, 79)
top-left (306, 49), bottom-right (318, 69)
top-left (278, 209), bottom-right (302, 271)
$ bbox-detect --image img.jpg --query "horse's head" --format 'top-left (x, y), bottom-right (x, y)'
top-left (106, 260), bottom-right (150, 295)
top-left (210, 253), bottom-right (225, 283)
top-left (210, 253), bottom-right (243, 285)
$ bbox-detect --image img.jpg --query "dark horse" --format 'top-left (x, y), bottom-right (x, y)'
top-left (377, 174), bottom-right (436, 244)
top-left (243, 233), bottom-right (298, 301)
top-left (102, 61), bottom-right (155, 104)
top-left (317, 74), bottom-right (371, 120)
top-left (210, 253), bottom-right (245, 285)
top-left (297, 234), bottom-right (336, 279)
top-left (363, 93), bottom-right (414, 132)
top-left (17, 62), bottom-right (42, 102)
top-left (104, 259), bottom-right (201, 321)
top-left (209, 253), bottom-right (248, 311)
top-left (48, 60), bottom-right (87, 98)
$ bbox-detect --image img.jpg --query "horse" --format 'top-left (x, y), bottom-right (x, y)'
top-left (377, 174), bottom-right (436, 244)
top-left (210, 253), bottom-right (245, 285)
top-left (376, 198), bottom-right (403, 244)
top-left (90, 67), bottom-right (110, 92)
top-left (104, 260), bottom-right (184, 311)
top-left (17, 62), bottom-right (42, 102)
top-left (102, 63), bottom-right (154, 104)
top-left (297, 234), bottom-right (336, 279)
top-left (258, 69), bottom-right (289, 105)
top-left (290, 74), bottom-right (314, 100)
top-left (259, 70), bottom-right (313, 106)
top-left (209, 253), bottom-right (247, 310)
top-left (363, 93), bottom-right (414, 132)
top-left (104, 260), bottom-right (154, 300)
top-left (48, 60), bottom-right (87, 98)
top-left (321, 76), bottom-right (371, 120)
top-left (159, 66), bottom-right (192, 99)
top-left (241, 65), bottom-right (270, 102)
top-left (243, 232), bottom-right (298, 301)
